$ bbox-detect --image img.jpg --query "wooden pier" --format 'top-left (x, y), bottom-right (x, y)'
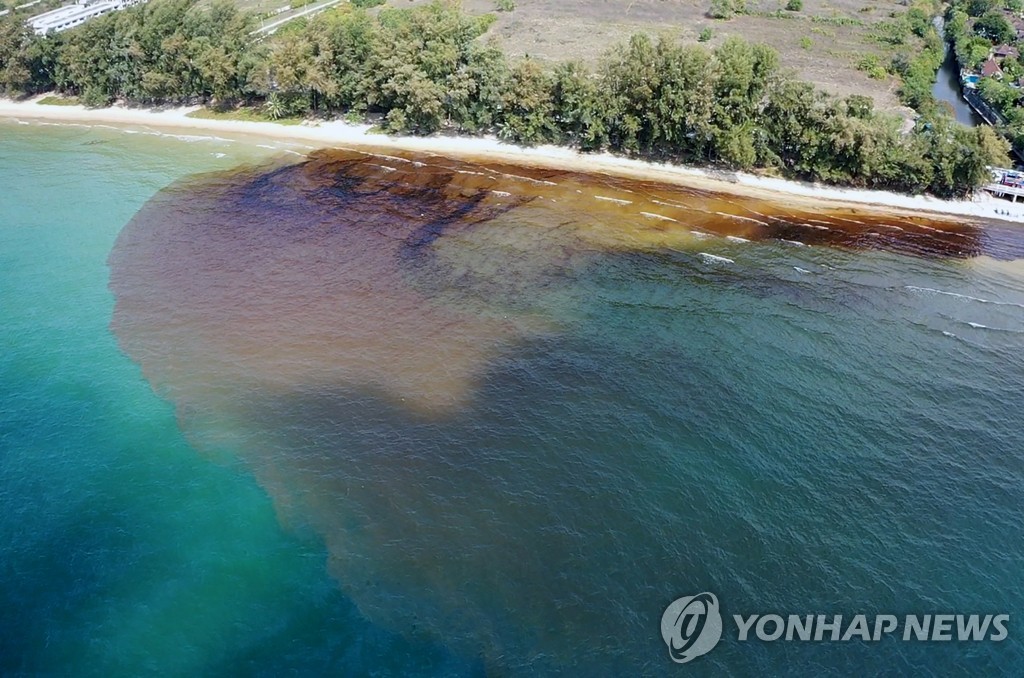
top-left (983, 169), bottom-right (1024, 201)
top-left (984, 182), bottom-right (1024, 201)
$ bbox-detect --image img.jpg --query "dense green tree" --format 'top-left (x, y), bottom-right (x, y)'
top-left (361, 1), bottom-right (496, 132)
top-left (0, 0), bottom-right (1002, 197)
top-left (443, 41), bottom-right (507, 131)
top-left (966, 0), bottom-right (996, 17)
top-left (979, 76), bottom-right (1020, 111)
top-left (894, 35), bottom-right (944, 112)
top-left (845, 94), bottom-right (874, 119)
top-left (710, 37), bottom-right (778, 167)
top-left (975, 10), bottom-right (1015, 44)
top-left (550, 60), bottom-right (606, 149)
top-left (498, 59), bottom-right (555, 144)
top-left (946, 8), bottom-right (969, 37)
top-left (0, 17), bottom-right (50, 95)
top-left (920, 115), bottom-right (1008, 196)
top-left (647, 41), bottom-right (716, 159)
top-left (955, 34), bottom-right (994, 69)
top-left (299, 9), bottom-right (376, 110)
top-left (906, 7), bottom-right (931, 37)
top-left (600, 33), bottom-right (661, 153)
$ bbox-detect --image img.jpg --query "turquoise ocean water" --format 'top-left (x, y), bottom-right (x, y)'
top-left (2, 121), bottom-right (1024, 675)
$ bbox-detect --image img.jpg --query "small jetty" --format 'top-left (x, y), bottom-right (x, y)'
top-left (983, 168), bottom-right (1024, 201)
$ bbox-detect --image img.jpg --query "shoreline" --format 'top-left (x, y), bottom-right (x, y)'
top-left (2, 95), bottom-right (1021, 224)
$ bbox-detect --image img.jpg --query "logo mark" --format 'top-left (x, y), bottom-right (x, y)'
top-left (661, 592), bottom-right (722, 664)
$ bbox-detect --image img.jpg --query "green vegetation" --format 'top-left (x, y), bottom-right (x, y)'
top-left (186, 106), bottom-right (303, 124)
top-left (38, 95), bottom-right (79, 105)
top-left (810, 15), bottom-right (863, 26)
top-left (0, 0), bottom-right (1006, 196)
top-left (698, 27), bottom-right (713, 42)
top-left (857, 54), bottom-right (888, 79)
top-left (708, 0), bottom-right (744, 20)
top-left (892, 28), bottom-right (945, 111)
top-left (945, 0), bottom-right (1024, 155)
top-left (785, 0), bottom-right (803, 12)
top-left (861, 0), bottom-right (947, 113)
top-left (974, 9), bottom-right (1014, 42)
top-left (495, 0), bottom-right (515, 12)
top-left (799, 36), bottom-right (812, 49)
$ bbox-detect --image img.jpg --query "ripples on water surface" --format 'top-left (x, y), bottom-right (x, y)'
top-left (4, 127), bottom-right (1024, 675)
top-left (100, 148), bottom-right (1024, 674)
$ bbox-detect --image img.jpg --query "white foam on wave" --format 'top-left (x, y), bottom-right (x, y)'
top-left (699, 252), bottom-right (734, 265)
top-left (906, 286), bottom-right (1024, 309)
top-left (793, 266), bottom-right (811, 274)
top-left (963, 320), bottom-right (1023, 333)
top-left (804, 223), bottom-right (830, 230)
top-left (430, 163), bottom-right (487, 176)
top-left (690, 230), bottom-right (711, 239)
top-left (501, 172), bottom-right (555, 185)
top-left (725, 235), bottom-right (750, 243)
top-left (81, 124), bottom-right (236, 143)
top-left (714, 211), bottom-right (769, 226)
top-left (38, 121), bottom-right (92, 129)
top-left (364, 152), bottom-right (413, 164)
top-left (594, 195), bottom-right (632, 205)
top-left (653, 198), bottom-right (687, 209)
top-left (167, 132), bottom-right (233, 143)
top-left (782, 239), bottom-right (806, 247)
top-left (829, 215), bottom-right (867, 226)
top-left (640, 211), bottom-right (677, 222)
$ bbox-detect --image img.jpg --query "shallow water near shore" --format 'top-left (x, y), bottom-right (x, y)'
top-left (3, 122), bottom-right (1024, 675)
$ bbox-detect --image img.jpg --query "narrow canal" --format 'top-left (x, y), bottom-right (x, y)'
top-left (933, 47), bottom-right (983, 126)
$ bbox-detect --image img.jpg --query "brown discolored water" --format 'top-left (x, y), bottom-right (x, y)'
top-left (105, 148), bottom-right (1024, 674)
top-left (109, 149), bottom-right (1008, 415)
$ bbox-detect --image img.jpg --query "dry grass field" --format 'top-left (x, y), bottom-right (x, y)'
top-left (218, 0), bottom-right (919, 114)
top-left (385, 0), bottom-right (918, 114)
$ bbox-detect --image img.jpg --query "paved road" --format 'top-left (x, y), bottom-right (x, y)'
top-left (253, 0), bottom-right (346, 35)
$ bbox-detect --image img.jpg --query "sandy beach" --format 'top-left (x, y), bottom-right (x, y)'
top-left (2, 94), bottom-right (1021, 224)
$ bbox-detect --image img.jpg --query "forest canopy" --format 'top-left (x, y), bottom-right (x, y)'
top-left (0, 0), bottom-right (1008, 197)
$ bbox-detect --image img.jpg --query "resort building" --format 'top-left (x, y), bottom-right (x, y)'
top-left (28, 0), bottom-right (141, 35)
top-left (981, 57), bottom-right (1004, 79)
top-left (994, 44), bottom-right (1021, 60)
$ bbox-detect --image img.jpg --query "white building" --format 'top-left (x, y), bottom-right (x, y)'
top-left (29, 0), bottom-right (140, 36)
